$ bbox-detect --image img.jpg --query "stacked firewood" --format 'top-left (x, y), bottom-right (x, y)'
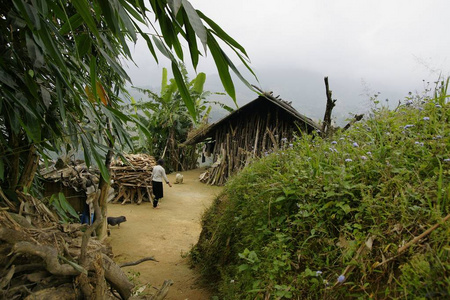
top-left (40, 159), bottom-right (100, 192)
top-left (110, 154), bottom-right (156, 205)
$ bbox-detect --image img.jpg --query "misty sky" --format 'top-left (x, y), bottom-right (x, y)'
top-left (124, 0), bottom-right (450, 122)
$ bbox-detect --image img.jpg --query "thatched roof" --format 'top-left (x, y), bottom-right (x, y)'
top-left (184, 94), bottom-right (321, 145)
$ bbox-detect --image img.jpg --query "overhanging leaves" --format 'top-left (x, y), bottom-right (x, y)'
top-left (181, 0), bottom-right (207, 52)
top-left (206, 32), bottom-right (236, 103)
top-left (172, 62), bottom-right (196, 119)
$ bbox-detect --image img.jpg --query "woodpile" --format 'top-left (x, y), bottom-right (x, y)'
top-left (110, 154), bottom-right (156, 205)
top-left (201, 112), bottom-right (296, 185)
top-left (40, 159), bottom-right (100, 193)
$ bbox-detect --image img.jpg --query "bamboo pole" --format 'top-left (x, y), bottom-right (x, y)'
top-left (397, 213), bottom-right (450, 254)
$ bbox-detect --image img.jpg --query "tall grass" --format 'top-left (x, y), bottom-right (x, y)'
top-left (191, 79), bottom-right (450, 299)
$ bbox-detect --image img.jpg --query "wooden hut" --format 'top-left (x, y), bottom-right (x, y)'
top-left (183, 94), bottom-right (321, 185)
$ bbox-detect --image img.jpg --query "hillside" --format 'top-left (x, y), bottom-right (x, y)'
top-left (191, 80), bottom-right (450, 299)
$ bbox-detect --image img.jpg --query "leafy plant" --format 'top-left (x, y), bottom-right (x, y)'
top-left (124, 65), bottom-right (231, 172)
top-left (48, 192), bottom-right (79, 223)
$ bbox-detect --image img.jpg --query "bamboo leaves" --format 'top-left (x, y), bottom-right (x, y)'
top-left (206, 33), bottom-right (236, 103)
top-left (71, 0), bottom-right (99, 40)
top-left (168, 0), bottom-right (183, 16)
top-left (172, 62), bottom-right (196, 118)
top-left (0, 0), bottom-right (253, 187)
top-left (181, 0), bottom-right (207, 52)
top-left (197, 10), bottom-right (247, 56)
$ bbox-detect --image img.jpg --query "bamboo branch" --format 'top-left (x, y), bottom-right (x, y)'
top-left (397, 213), bottom-right (450, 254)
top-left (374, 213), bottom-right (450, 270)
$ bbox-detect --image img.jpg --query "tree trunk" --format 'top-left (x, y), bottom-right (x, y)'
top-left (322, 77), bottom-right (337, 137)
top-left (9, 133), bottom-right (20, 189)
top-left (17, 144), bottom-right (39, 191)
top-left (95, 149), bottom-right (113, 240)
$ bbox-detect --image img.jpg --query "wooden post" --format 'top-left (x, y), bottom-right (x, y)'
top-left (322, 77), bottom-right (337, 137)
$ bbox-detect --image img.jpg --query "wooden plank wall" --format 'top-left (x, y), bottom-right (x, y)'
top-left (205, 107), bottom-right (302, 185)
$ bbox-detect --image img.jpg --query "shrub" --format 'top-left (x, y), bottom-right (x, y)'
top-left (192, 79), bottom-right (450, 299)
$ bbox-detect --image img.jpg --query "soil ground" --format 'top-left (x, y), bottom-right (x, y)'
top-left (107, 168), bottom-right (222, 299)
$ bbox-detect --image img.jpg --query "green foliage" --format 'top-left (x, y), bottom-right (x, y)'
top-left (124, 65), bottom-right (228, 172)
top-left (192, 80), bottom-right (450, 299)
top-left (0, 0), bottom-right (253, 194)
top-left (49, 192), bottom-right (79, 223)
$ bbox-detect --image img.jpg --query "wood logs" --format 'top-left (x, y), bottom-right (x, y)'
top-left (201, 110), bottom-right (298, 186)
top-left (110, 154), bottom-right (156, 205)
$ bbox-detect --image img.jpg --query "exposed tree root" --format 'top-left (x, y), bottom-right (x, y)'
top-left (0, 194), bottom-right (135, 299)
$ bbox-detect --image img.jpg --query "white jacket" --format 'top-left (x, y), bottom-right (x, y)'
top-left (152, 165), bottom-right (169, 183)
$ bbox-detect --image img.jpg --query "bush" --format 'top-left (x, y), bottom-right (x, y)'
top-left (192, 79), bottom-right (450, 299)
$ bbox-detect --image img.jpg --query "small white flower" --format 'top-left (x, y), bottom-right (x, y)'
top-left (444, 158), bottom-right (450, 162)
top-left (352, 142), bottom-right (359, 147)
top-left (316, 271), bottom-right (323, 276)
top-left (423, 117), bottom-right (430, 121)
top-left (345, 158), bottom-right (352, 162)
top-left (436, 104), bottom-right (442, 108)
top-left (404, 124), bottom-right (414, 129)
top-left (337, 275), bottom-right (345, 283)
top-left (366, 152), bottom-right (372, 155)
top-left (361, 156), bottom-right (367, 160)
top-left (331, 141), bottom-right (337, 145)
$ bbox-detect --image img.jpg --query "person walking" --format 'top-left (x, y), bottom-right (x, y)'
top-left (151, 159), bottom-right (172, 208)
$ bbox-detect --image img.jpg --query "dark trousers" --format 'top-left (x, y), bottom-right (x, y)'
top-left (152, 181), bottom-right (163, 207)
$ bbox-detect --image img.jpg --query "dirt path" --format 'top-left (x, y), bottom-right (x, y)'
top-left (107, 168), bottom-right (222, 299)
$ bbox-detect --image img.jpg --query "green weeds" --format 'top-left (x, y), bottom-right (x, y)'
top-left (191, 79), bottom-right (450, 299)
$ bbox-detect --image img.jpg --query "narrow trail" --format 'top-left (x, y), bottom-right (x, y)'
top-left (107, 168), bottom-right (223, 299)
